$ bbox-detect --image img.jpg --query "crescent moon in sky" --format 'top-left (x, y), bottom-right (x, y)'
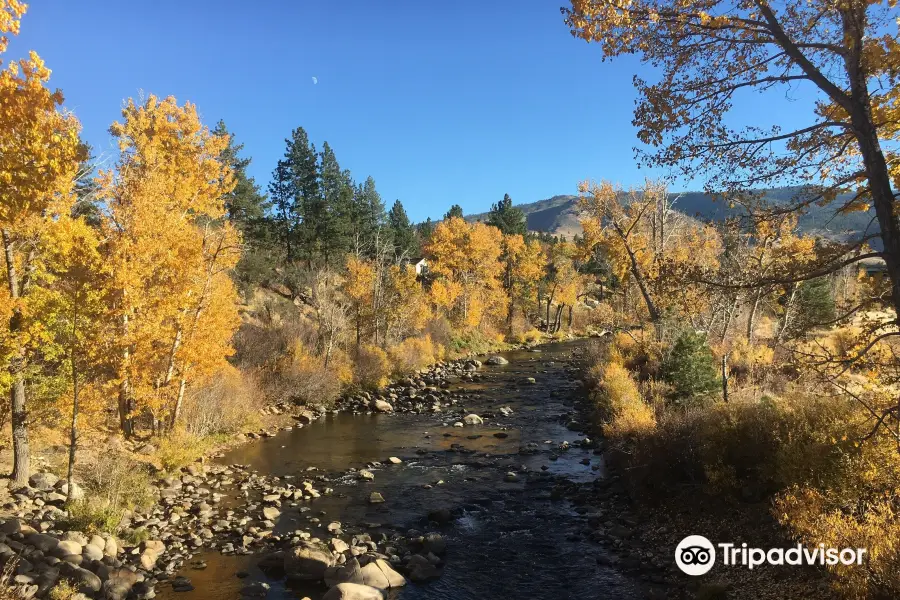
top-left (312, 76), bottom-right (318, 85)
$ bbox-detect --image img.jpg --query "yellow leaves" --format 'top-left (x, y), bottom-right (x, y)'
top-left (0, 49), bottom-right (83, 226)
top-left (426, 217), bottom-right (506, 330)
top-left (0, 0), bottom-right (25, 54)
top-left (102, 95), bottom-right (239, 421)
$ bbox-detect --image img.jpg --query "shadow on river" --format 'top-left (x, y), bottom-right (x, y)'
top-left (159, 340), bottom-right (640, 600)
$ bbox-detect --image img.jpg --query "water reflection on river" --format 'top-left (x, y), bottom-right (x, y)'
top-left (159, 341), bottom-right (639, 600)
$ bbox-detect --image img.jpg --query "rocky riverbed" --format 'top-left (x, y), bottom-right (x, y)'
top-left (0, 339), bottom-right (699, 600)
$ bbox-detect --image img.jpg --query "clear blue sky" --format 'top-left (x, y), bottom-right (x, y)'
top-left (8, 1), bottom-right (814, 222)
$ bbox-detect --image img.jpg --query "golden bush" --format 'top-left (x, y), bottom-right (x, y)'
top-left (389, 335), bottom-right (444, 375)
top-left (354, 344), bottom-right (391, 389)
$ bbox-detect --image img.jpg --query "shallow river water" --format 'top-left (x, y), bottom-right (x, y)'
top-left (159, 340), bottom-right (639, 600)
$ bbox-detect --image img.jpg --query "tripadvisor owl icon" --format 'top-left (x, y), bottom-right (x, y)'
top-left (676, 535), bottom-right (716, 575)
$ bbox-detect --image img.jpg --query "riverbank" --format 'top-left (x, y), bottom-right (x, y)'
top-left (570, 342), bottom-right (838, 599)
top-left (0, 336), bottom-right (632, 600)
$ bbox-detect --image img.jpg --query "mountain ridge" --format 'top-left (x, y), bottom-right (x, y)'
top-left (466, 187), bottom-right (877, 243)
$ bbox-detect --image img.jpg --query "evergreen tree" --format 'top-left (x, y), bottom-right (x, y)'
top-left (284, 127), bottom-right (320, 264)
top-left (350, 176), bottom-right (387, 256)
top-left (662, 330), bottom-right (720, 402)
top-left (418, 218), bottom-right (435, 248)
top-left (388, 200), bottom-right (417, 259)
top-left (444, 204), bottom-right (464, 220)
top-left (268, 159), bottom-right (297, 262)
top-left (318, 141), bottom-right (354, 262)
top-left (789, 277), bottom-right (836, 337)
top-left (72, 142), bottom-right (102, 227)
top-left (487, 193), bottom-right (527, 235)
top-left (214, 121), bottom-right (268, 233)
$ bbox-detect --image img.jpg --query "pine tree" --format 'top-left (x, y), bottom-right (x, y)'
top-left (285, 127), bottom-right (320, 265)
top-left (388, 200), bottom-right (417, 260)
top-left (444, 204), bottom-right (464, 220)
top-left (488, 193), bottom-right (527, 235)
top-left (418, 218), bottom-right (435, 246)
top-left (318, 141), bottom-right (353, 262)
top-left (268, 159), bottom-right (297, 262)
top-left (214, 121), bottom-right (268, 235)
top-left (350, 176), bottom-right (386, 256)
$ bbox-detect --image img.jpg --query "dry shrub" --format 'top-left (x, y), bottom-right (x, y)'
top-left (611, 330), bottom-right (664, 379)
top-left (727, 336), bottom-right (774, 383)
top-left (65, 449), bottom-right (154, 533)
top-left (424, 316), bottom-right (454, 349)
top-left (777, 489), bottom-right (900, 600)
top-left (155, 427), bottom-right (221, 472)
top-left (354, 344), bottom-right (391, 389)
top-left (271, 340), bottom-right (351, 408)
top-left (613, 392), bottom-right (857, 501)
top-left (594, 362), bottom-right (656, 439)
top-left (180, 366), bottom-right (263, 437)
top-left (389, 335), bottom-right (444, 375)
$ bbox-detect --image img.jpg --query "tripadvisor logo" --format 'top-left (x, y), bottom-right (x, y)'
top-left (675, 535), bottom-right (867, 575)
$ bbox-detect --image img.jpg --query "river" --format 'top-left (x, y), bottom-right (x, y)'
top-left (158, 339), bottom-right (640, 600)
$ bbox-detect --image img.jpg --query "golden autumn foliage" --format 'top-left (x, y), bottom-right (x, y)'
top-left (578, 179), bottom-right (720, 324)
top-left (0, 0), bottom-right (24, 54)
top-left (100, 95), bottom-right (239, 429)
top-left (426, 217), bottom-right (506, 329)
top-left (0, 5), bottom-right (86, 482)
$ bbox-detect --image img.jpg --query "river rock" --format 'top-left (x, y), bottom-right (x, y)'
top-left (103, 568), bottom-right (144, 600)
top-left (423, 533), bottom-right (446, 555)
top-left (331, 538), bottom-right (350, 553)
top-left (485, 355), bottom-right (509, 365)
top-left (324, 557), bottom-right (363, 587)
top-left (373, 400), bottom-right (393, 413)
top-left (357, 470), bottom-right (375, 481)
top-left (29, 472), bottom-right (59, 491)
top-left (368, 492), bottom-right (385, 504)
top-left (322, 583), bottom-right (383, 600)
top-left (262, 507), bottom-right (281, 521)
top-left (54, 540), bottom-right (83, 559)
top-left (240, 581), bottom-right (270, 597)
top-left (59, 563), bottom-right (101, 594)
top-left (387, 457), bottom-right (402, 464)
top-left (82, 543), bottom-right (104, 562)
top-left (26, 533), bottom-right (59, 553)
top-left (284, 540), bottom-right (334, 580)
top-left (57, 481), bottom-right (85, 500)
top-left (462, 414), bottom-right (483, 426)
top-left (405, 554), bottom-right (439, 582)
top-left (426, 508), bottom-right (452, 524)
top-left (373, 559), bottom-right (406, 588)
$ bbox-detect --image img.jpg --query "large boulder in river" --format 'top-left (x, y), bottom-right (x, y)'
top-left (322, 583), bottom-right (383, 600)
top-left (284, 540), bottom-right (335, 580)
top-left (462, 414), bottom-right (483, 426)
top-left (485, 355), bottom-right (509, 365)
top-left (373, 400), bottom-right (393, 413)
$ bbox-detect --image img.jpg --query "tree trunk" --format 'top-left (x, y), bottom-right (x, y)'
top-left (721, 353), bottom-right (729, 404)
top-left (567, 305), bottom-right (573, 328)
top-left (67, 306), bottom-right (79, 503)
top-left (554, 304), bottom-right (563, 333)
top-left (118, 308), bottom-right (133, 437)
top-left (545, 298), bottom-right (552, 333)
top-left (774, 285), bottom-right (798, 346)
top-left (2, 229), bottom-right (29, 485)
top-left (172, 379), bottom-right (187, 427)
top-left (746, 288), bottom-right (762, 343)
top-left (840, 7), bottom-right (900, 322)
